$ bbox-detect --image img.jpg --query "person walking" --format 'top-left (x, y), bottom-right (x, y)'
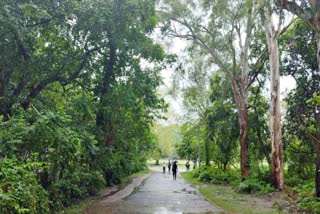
top-left (186, 160), bottom-right (190, 171)
top-left (168, 160), bottom-right (171, 173)
top-left (172, 161), bottom-right (178, 180)
top-left (162, 162), bottom-right (166, 174)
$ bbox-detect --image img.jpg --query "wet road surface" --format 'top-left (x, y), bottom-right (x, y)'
top-left (85, 171), bottom-right (221, 214)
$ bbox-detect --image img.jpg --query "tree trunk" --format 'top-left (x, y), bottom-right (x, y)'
top-left (231, 79), bottom-right (249, 179)
top-left (316, 144), bottom-right (320, 197)
top-left (315, 33), bottom-right (320, 198)
top-left (0, 67), bottom-right (11, 119)
top-left (317, 35), bottom-right (320, 73)
top-left (269, 37), bottom-right (284, 190)
top-left (96, 34), bottom-right (116, 145)
top-left (205, 140), bottom-right (210, 166)
top-left (315, 109), bottom-right (320, 197)
top-left (262, 3), bottom-right (284, 190)
top-left (264, 19), bottom-right (284, 189)
top-left (223, 161), bottom-right (228, 171)
top-left (239, 102), bottom-right (249, 180)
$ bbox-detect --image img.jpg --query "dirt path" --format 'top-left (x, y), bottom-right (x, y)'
top-left (84, 170), bottom-right (222, 213)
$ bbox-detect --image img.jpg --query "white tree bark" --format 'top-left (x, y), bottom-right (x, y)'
top-left (263, 2), bottom-right (284, 190)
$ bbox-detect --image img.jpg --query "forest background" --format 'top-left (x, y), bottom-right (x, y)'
top-left (1, 0), bottom-right (320, 213)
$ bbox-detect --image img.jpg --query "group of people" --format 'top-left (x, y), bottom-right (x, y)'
top-left (162, 160), bottom-right (178, 180)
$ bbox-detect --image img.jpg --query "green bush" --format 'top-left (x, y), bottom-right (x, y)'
top-left (49, 170), bottom-right (106, 210)
top-left (290, 180), bottom-right (313, 195)
top-left (249, 165), bottom-right (271, 184)
top-left (210, 173), bottom-right (231, 184)
top-left (80, 171), bottom-right (106, 195)
top-left (298, 196), bottom-right (320, 213)
top-left (235, 178), bottom-right (274, 194)
top-left (193, 166), bottom-right (239, 185)
top-left (0, 158), bottom-right (50, 214)
top-left (284, 176), bottom-right (305, 188)
top-left (198, 170), bottom-right (213, 182)
top-left (192, 169), bottom-right (200, 178)
top-left (0, 103), bottom-right (154, 212)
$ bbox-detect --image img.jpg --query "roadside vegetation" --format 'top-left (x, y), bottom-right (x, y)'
top-left (2, 0), bottom-right (320, 213)
top-left (0, 1), bottom-right (166, 213)
top-left (61, 169), bottom-right (150, 214)
top-left (180, 163), bottom-right (320, 213)
top-left (182, 170), bottom-right (292, 213)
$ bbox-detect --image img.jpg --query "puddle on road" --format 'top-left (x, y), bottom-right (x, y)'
top-left (152, 206), bottom-right (183, 214)
top-left (85, 204), bottom-right (189, 214)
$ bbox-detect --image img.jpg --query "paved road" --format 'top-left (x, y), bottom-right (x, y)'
top-left (85, 170), bottom-right (221, 214)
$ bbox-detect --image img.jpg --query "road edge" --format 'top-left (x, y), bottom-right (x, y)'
top-left (99, 172), bottom-right (151, 204)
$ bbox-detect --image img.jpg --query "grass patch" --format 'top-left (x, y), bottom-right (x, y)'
top-left (181, 172), bottom-right (280, 214)
top-left (181, 170), bottom-right (200, 185)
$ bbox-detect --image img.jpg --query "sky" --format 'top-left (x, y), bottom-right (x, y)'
top-left (154, 33), bottom-right (187, 125)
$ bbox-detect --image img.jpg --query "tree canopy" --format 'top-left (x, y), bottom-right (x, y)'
top-left (2, 0), bottom-right (320, 213)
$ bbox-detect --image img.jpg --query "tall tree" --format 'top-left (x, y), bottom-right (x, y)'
top-left (90, 0), bottom-right (165, 146)
top-left (0, 0), bottom-right (168, 211)
top-left (260, 0), bottom-right (285, 190)
top-left (161, 0), bottom-right (261, 179)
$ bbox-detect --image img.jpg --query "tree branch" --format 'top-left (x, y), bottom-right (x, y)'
top-left (20, 46), bottom-right (99, 110)
top-left (280, 1), bottom-right (314, 29)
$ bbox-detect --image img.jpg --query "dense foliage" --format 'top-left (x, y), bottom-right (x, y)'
top-left (2, 0), bottom-right (320, 213)
top-left (0, 0), bottom-right (167, 212)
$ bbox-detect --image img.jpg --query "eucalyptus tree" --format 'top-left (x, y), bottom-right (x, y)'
top-left (260, 0), bottom-right (286, 190)
top-left (160, 0), bottom-right (261, 179)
